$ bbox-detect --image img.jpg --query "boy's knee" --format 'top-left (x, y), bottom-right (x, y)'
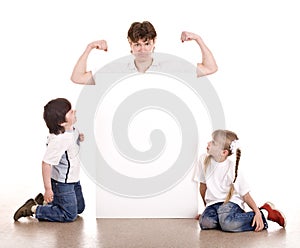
top-left (65, 211), bottom-right (78, 222)
top-left (78, 204), bottom-right (85, 214)
top-left (64, 206), bottom-right (79, 222)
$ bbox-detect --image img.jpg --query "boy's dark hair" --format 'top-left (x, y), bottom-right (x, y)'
top-left (43, 98), bottom-right (72, 135)
top-left (127, 21), bottom-right (157, 43)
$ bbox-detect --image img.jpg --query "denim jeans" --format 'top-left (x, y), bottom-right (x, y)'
top-left (199, 202), bottom-right (268, 232)
top-left (35, 179), bottom-right (85, 222)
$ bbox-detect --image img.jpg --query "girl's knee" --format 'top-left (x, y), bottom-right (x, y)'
top-left (200, 216), bottom-right (219, 230)
top-left (219, 219), bottom-right (233, 232)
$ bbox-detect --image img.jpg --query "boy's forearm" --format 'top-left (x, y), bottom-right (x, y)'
top-left (42, 161), bottom-right (52, 190)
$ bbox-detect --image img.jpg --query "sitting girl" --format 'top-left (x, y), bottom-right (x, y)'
top-left (194, 129), bottom-right (286, 232)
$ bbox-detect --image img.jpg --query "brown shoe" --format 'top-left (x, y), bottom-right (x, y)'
top-left (34, 193), bottom-right (44, 205)
top-left (13, 199), bottom-right (36, 221)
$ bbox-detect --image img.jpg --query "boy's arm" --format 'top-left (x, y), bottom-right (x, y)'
top-left (79, 133), bottom-right (84, 142)
top-left (181, 31), bottom-right (218, 77)
top-left (42, 161), bottom-right (54, 203)
top-left (70, 40), bottom-right (108, 85)
top-left (243, 192), bottom-right (264, 232)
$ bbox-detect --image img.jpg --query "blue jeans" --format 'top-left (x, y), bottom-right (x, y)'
top-left (199, 202), bottom-right (268, 232)
top-left (35, 179), bottom-right (85, 222)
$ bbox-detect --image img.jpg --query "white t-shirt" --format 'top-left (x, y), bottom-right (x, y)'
top-left (92, 53), bottom-right (196, 80)
top-left (43, 128), bottom-right (81, 183)
top-left (193, 153), bottom-right (250, 209)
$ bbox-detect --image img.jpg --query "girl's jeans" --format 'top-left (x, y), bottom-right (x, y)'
top-left (35, 179), bottom-right (85, 222)
top-left (199, 202), bottom-right (268, 232)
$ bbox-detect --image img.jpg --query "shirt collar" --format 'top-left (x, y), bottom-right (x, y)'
top-left (127, 55), bottom-right (159, 72)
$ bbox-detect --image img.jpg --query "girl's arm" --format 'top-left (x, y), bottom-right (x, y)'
top-left (195, 183), bottom-right (207, 220)
top-left (243, 192), bottom-right (264, 232)
top-left (200, 183), bottom-right (207, 206)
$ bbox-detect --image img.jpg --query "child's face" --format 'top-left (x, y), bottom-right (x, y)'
top-left (64, 109), bottom-right (77, 130)
top-left (207, 137), bottom-right (225, 159)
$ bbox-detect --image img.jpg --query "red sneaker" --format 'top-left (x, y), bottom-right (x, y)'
top-left (260, 202), bottom-right (286, 227)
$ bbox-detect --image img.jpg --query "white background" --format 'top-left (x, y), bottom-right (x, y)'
top-left (1, 0), bottom-right (299, 218)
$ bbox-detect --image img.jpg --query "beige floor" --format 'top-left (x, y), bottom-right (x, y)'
top-left (1, 187), bottom-right (299, 248)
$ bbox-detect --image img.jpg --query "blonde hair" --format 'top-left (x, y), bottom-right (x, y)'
top-left (204, 129), bottom-right (241, 203)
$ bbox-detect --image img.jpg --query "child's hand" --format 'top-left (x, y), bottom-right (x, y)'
top-left (79, 133), bottom-right (84, 142)
top-left (44, 189), bottom-right (54, 204)
top-left (252, 212), bottom-right (264, 232)
top-left (194, 214), bottom-right (201, 220)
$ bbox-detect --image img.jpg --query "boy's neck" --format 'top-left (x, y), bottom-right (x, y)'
top-left (64, 125), bottom-right (74, 132)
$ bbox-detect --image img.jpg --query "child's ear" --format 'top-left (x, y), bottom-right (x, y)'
top-left (222, 149), bottom-right (229, 157)
top-left (60, 122), bottom-right (67, 127)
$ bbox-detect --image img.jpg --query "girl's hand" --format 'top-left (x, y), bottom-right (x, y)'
top-left (252, 212), bottom-right (265, 232)
top-left (195, 214), bottom-right (201, 220)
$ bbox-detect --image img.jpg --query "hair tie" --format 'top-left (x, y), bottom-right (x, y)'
top-left (230, 140), bottom-right (241, 154)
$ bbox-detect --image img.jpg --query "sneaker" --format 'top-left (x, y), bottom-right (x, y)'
top-left (13, 199), bottom-right (36, 221)
top-left (260, 202), bottom-right (286, 227)
top-left (34, 193), bottom-right (44, 205)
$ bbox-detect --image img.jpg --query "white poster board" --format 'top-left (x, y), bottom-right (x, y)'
top-left (76, 56), bottom-right (223, 218)
top-left (96, 170), bottom-right (198, 218)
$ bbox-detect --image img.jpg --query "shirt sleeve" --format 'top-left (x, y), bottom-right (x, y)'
top-left (233, 169), bottom-right (251, 197)
top-left (43, 135), bottom-right (68, 165)
top-left (193, 154), bottom-right (206, 183)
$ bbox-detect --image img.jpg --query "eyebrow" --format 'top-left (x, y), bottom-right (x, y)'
top-left (132, 39), bottom-right (152, 44)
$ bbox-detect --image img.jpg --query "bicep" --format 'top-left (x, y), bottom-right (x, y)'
top-left (196, 63), bottom-right (218, 77)
top-left (73, 71), bottom-right (95, 85)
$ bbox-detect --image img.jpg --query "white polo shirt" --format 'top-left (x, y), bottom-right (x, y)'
top-left (92, 53), bottom-right (196, 79)
top-left (43, 128), bottom-right (81, 183)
